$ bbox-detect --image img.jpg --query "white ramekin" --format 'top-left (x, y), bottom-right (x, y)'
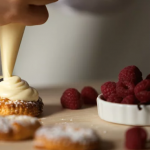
top-left (97, 94), bottom-right (150, 126)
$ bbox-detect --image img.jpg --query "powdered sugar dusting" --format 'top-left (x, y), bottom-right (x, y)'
top-left (0, 97), bottom-right (43, 108)
top-left (0, 115), bottom-right (39, 133)
top-left (0, 117), bottom-right (11, 133)
top-left (6, 115), bottom-right (38, 126)
top-left (36, 125), bottom-right (99, 144)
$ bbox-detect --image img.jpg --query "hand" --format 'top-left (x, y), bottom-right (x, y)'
top-left (0, 0), bottom-right (58, 26)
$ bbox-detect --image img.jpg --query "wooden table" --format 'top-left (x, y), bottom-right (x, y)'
top-left (1, 81), bottom-right (149, 150)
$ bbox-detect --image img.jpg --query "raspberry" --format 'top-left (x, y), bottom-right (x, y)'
top-left (121, 95), bottom-right (138, 104)
top-left (61, 88), bottom-right (82, 109)
top-left (134, 79), bottom-right (150, 103)
top-left (116, 81), bottom-right (135, 98)
top-left (107, 94), bottom-right (122, 103)
top-left (146, 74), bottom-right (150, 80)
top-left (101, 82), bottom-right (116, 99)
top-left (125, 127), bottom-right (147, 149)
top-left (119, 66), bottom-right (142, 84)
top-left (81, 86), bottom-right (98, 105)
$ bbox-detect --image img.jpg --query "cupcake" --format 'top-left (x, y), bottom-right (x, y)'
top-left (0, 76), bottom-right (43, 116)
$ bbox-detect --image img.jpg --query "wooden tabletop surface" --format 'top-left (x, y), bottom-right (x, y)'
top-left (1, 81), bottom-right (149, 150)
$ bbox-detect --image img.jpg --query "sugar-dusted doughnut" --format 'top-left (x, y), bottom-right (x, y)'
top-left (34, 125), bottom-right (100, 150)
top-left (0, 115), bottom-right (41, 141)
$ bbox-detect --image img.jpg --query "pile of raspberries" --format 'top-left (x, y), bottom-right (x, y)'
top-left (61, 86), bottom-right (98, 110)
top-left (101, 65), bottom-right (150, 104)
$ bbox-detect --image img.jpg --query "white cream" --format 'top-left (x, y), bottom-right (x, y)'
top-left (0, 24), bottom-right (39, 101)
top-left (0, 76), bottom-right (38, 101)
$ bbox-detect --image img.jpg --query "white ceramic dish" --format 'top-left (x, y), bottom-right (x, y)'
top-left (97, 94), bottom-right (150, 126)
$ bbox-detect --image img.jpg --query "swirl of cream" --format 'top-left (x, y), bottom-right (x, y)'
top-left (0, 76), bottom-right (39, 101)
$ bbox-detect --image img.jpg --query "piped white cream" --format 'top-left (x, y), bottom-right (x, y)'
top-left (0, 76), bottom-right (38, 101)
top-left (0, 24), bottom-right (39, 101)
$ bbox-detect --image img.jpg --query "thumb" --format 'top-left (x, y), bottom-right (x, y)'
top-left (20, 5), bottom-right (49, 25)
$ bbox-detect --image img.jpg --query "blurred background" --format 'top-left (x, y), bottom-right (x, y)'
top-left (6, 0), bottom-right (150, 88)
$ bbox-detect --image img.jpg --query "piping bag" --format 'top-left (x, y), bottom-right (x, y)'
top-left (0, 24), bottom-right (25, 79)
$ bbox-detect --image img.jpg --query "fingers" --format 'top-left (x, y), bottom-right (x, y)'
top-left (29, 0), bottom-right (58, 5)
top-left (17, 5), bottom-right (49, 25)
top-left (25, 5), bottom-right (49, 25)
top-left (1, 0), bottom-right (54, 26)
